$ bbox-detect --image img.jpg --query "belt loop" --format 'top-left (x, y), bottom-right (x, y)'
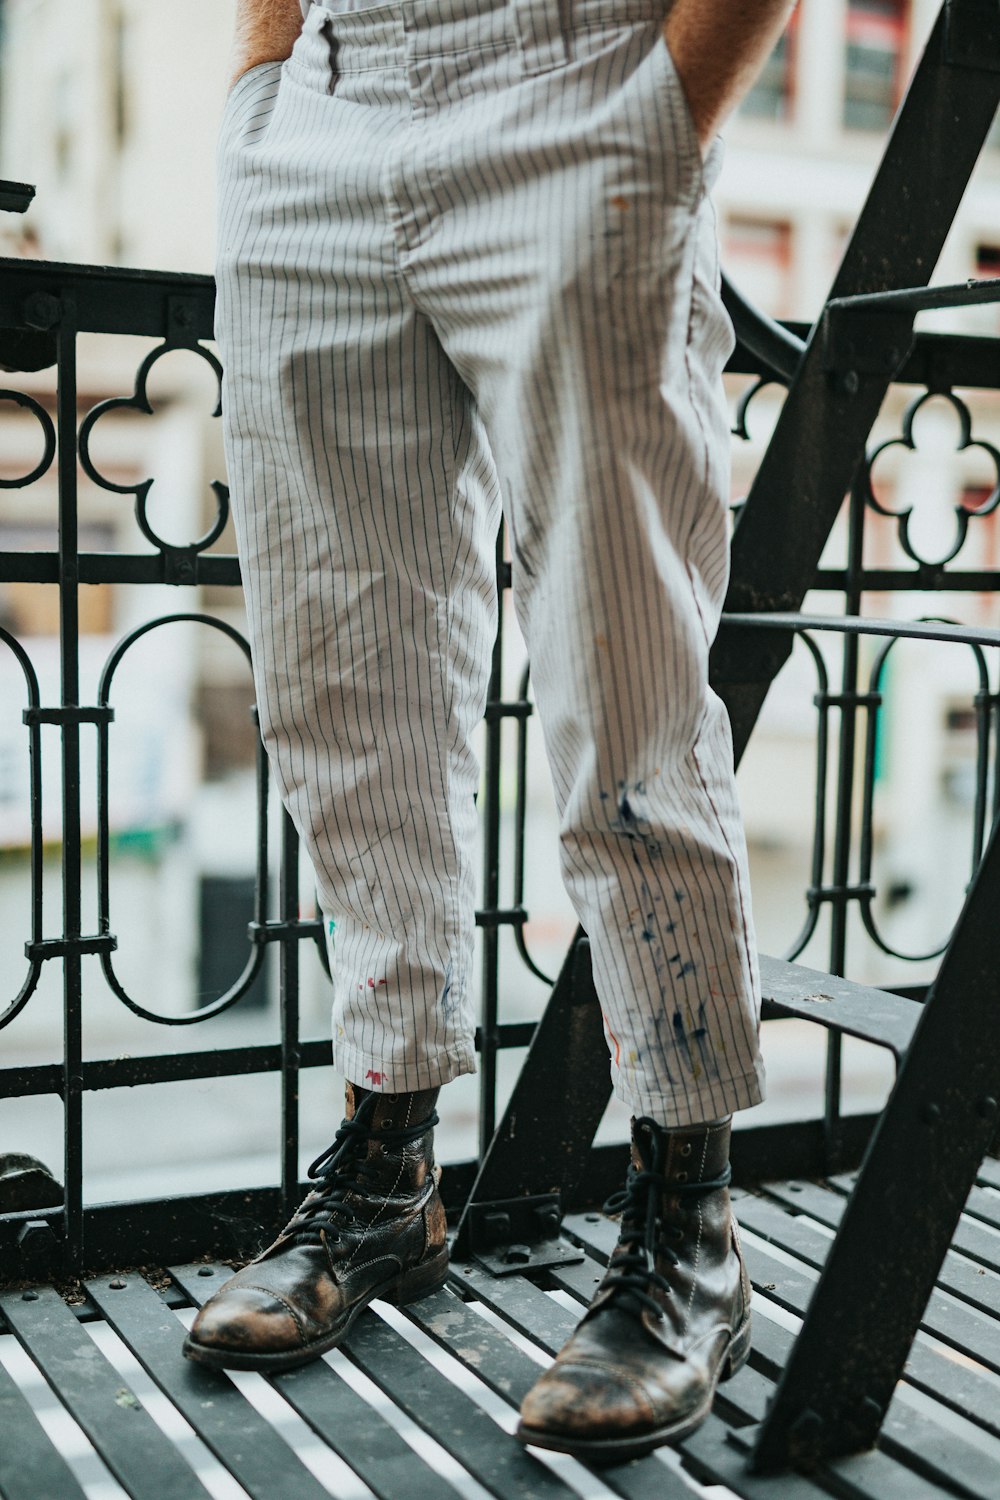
top-left (318, 15), bottom-right (339, 95)
top-left (512, 0), bottom-right (568, 75)
top-left (297, 2), bottom-right (339, 94)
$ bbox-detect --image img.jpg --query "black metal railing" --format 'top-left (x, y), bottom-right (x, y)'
top-left (0, 243), bottom-right (999, 1280)
top-left (730, 354), bottom-right (1000, 1163)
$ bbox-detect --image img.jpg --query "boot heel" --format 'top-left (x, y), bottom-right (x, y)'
top-left (722, 1316), bottom-right (752, 1380)
top-left (387, 1250), bottom-right (450, 1306)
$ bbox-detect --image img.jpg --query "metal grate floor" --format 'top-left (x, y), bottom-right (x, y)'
top-left (4, 1166), bottom-right (1000, 1500)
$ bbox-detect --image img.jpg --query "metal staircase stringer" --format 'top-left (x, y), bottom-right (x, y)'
top-left (713, 0), bottom-right (1000, 768)
top-left (750, 816), bottom-right (1000, 1471)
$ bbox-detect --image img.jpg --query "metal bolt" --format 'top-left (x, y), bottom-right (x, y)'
top-left (109, 1279), bottom-right (127, 1290)
top-left (21, 1290), bottom-right (39, 1302)
top-left (503, 1244), bottom-right (532, 1266)
top-left (197, 1266), bottom-right (215, 1278)
top-left (482, 1210), bottom-right (511, 1247)
top-left (17, 1220), bottom-right (58, 1263)
top-left (23, 292), bottom-right (61, 330)
top-left (532, 1204), bottom-right (560, 1238)
top-left (920, 1102), bottom-right (941, 1125)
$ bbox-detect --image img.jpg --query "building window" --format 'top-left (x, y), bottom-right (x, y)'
top-left (976, 245), bottom-right (1000, 281)
top-left (972, 246), bottom-right (1000, 333)
top-left (843, 0), bottom-right (908, 132)
top-left (0, 524), bottom-right (115, 637)
top-left (741, 10), bottom-right (799, 123)
top-left (195, 681), bottom-right (259, 781)
top-left (723, 217), bottom-right (794, 319)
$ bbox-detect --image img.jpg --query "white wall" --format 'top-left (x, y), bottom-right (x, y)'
top-left (1, 0), bottom-right (236, 269)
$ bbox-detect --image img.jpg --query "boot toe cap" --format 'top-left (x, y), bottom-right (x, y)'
top-left (519, 1360), bottom-right (657, 1441)
top-left (187, 1285), bottom-right (308, 1357)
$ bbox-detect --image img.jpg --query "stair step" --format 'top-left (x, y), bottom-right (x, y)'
top-left (759, 954), bottom-right (922, 1059)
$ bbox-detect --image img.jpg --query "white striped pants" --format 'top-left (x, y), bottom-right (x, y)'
top-left (215, 0), bottom-right (766, 1124)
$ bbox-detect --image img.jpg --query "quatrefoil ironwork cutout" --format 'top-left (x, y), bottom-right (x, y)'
top-left (863, 390), bottom-right (1000, 568)
top-left (78, 342), bottom-right (227, 561)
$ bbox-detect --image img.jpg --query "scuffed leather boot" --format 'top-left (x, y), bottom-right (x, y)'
top-left (183, 1085), bottom-right (447, 1370)
top-left (517, 1117), bottom-right (750, 1462)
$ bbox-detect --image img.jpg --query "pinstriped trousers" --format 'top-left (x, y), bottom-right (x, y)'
top-left (215, 0), bottom-right (766, 1124)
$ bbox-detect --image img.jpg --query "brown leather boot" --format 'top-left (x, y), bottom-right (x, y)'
top-left (183, 1085), bottom-right (448, 1371)
top-left (517, 1117), bottom-right (750, 1462)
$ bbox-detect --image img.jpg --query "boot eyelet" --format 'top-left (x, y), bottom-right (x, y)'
top-left (679, 1143), bottom-right (693, 1158)
top-left (675, 1171), bottom-right (688, 1183)
top-left (381, 1119), bottom-right (393, 1129)
top-left (671, 1226), bottom-right (684, 1242)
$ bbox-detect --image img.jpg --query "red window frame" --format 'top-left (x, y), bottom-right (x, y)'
top-left (843, 0), bottom-right (910, 130)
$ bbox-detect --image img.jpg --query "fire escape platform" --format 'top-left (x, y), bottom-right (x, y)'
top-left (4, 1163), bottom-right (1000, 1500)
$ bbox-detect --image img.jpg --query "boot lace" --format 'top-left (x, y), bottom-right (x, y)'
top-left (280, 1093), bottom-right (439, 1249)
top-left (598, 1123), bottom-right (731, 1322)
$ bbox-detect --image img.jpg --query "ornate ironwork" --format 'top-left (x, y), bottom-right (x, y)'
top-left (0, 249), bottom-right (999, 1278)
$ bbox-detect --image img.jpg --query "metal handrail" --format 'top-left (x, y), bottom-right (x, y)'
top-left (721, 271), bottom-right (805, 383)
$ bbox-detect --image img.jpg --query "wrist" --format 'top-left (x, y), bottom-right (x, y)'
top-left (228, 52), bottom-right (287, 92)
top-left (661, 23), bottom-right (718, 158)
top-left (662, 1), bottom-right (795, 155)
top-left (231, 0), bottom-right (303, 87)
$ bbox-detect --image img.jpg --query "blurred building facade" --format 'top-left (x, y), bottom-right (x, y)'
top-left (4, 2), bottom-right (999, 293)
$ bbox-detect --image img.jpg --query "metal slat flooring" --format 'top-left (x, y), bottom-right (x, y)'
top-left (3, 1170), bottom-right (1000, 1500)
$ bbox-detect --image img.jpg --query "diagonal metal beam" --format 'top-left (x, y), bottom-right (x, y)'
top-left (751, 815), bottom-right (1000, 1471)
top-left (713, 0), bottom-right (1000, 766)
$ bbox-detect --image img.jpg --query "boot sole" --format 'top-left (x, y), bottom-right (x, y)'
top-left (515, 1314), bottom-right (752, 1465)
top-left (182, 1250), bottom-right (450, 1373)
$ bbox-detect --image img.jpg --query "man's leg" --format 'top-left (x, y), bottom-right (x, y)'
top-left (185, 36), bottom-right (498, 1368)
top-left (211, 48), bottom-right (498, 1092)
top-left (411, 10), bottom-right (764, 1453)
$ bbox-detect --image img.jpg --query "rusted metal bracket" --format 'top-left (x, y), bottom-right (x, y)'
top-left (821, 306), bottom-right (915, 380)
top-left (0, 180), bottom-right (35, 214)
top-left (462, 1194), bottom-right (584, 1277)
top-left (0, 1157), bottom-right (63, 1215)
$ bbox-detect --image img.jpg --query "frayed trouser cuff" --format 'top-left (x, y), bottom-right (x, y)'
top-left (333, 1039), bottom-right (477, 1095)
top-left (612, 1059), bottom-right (766, 1129)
